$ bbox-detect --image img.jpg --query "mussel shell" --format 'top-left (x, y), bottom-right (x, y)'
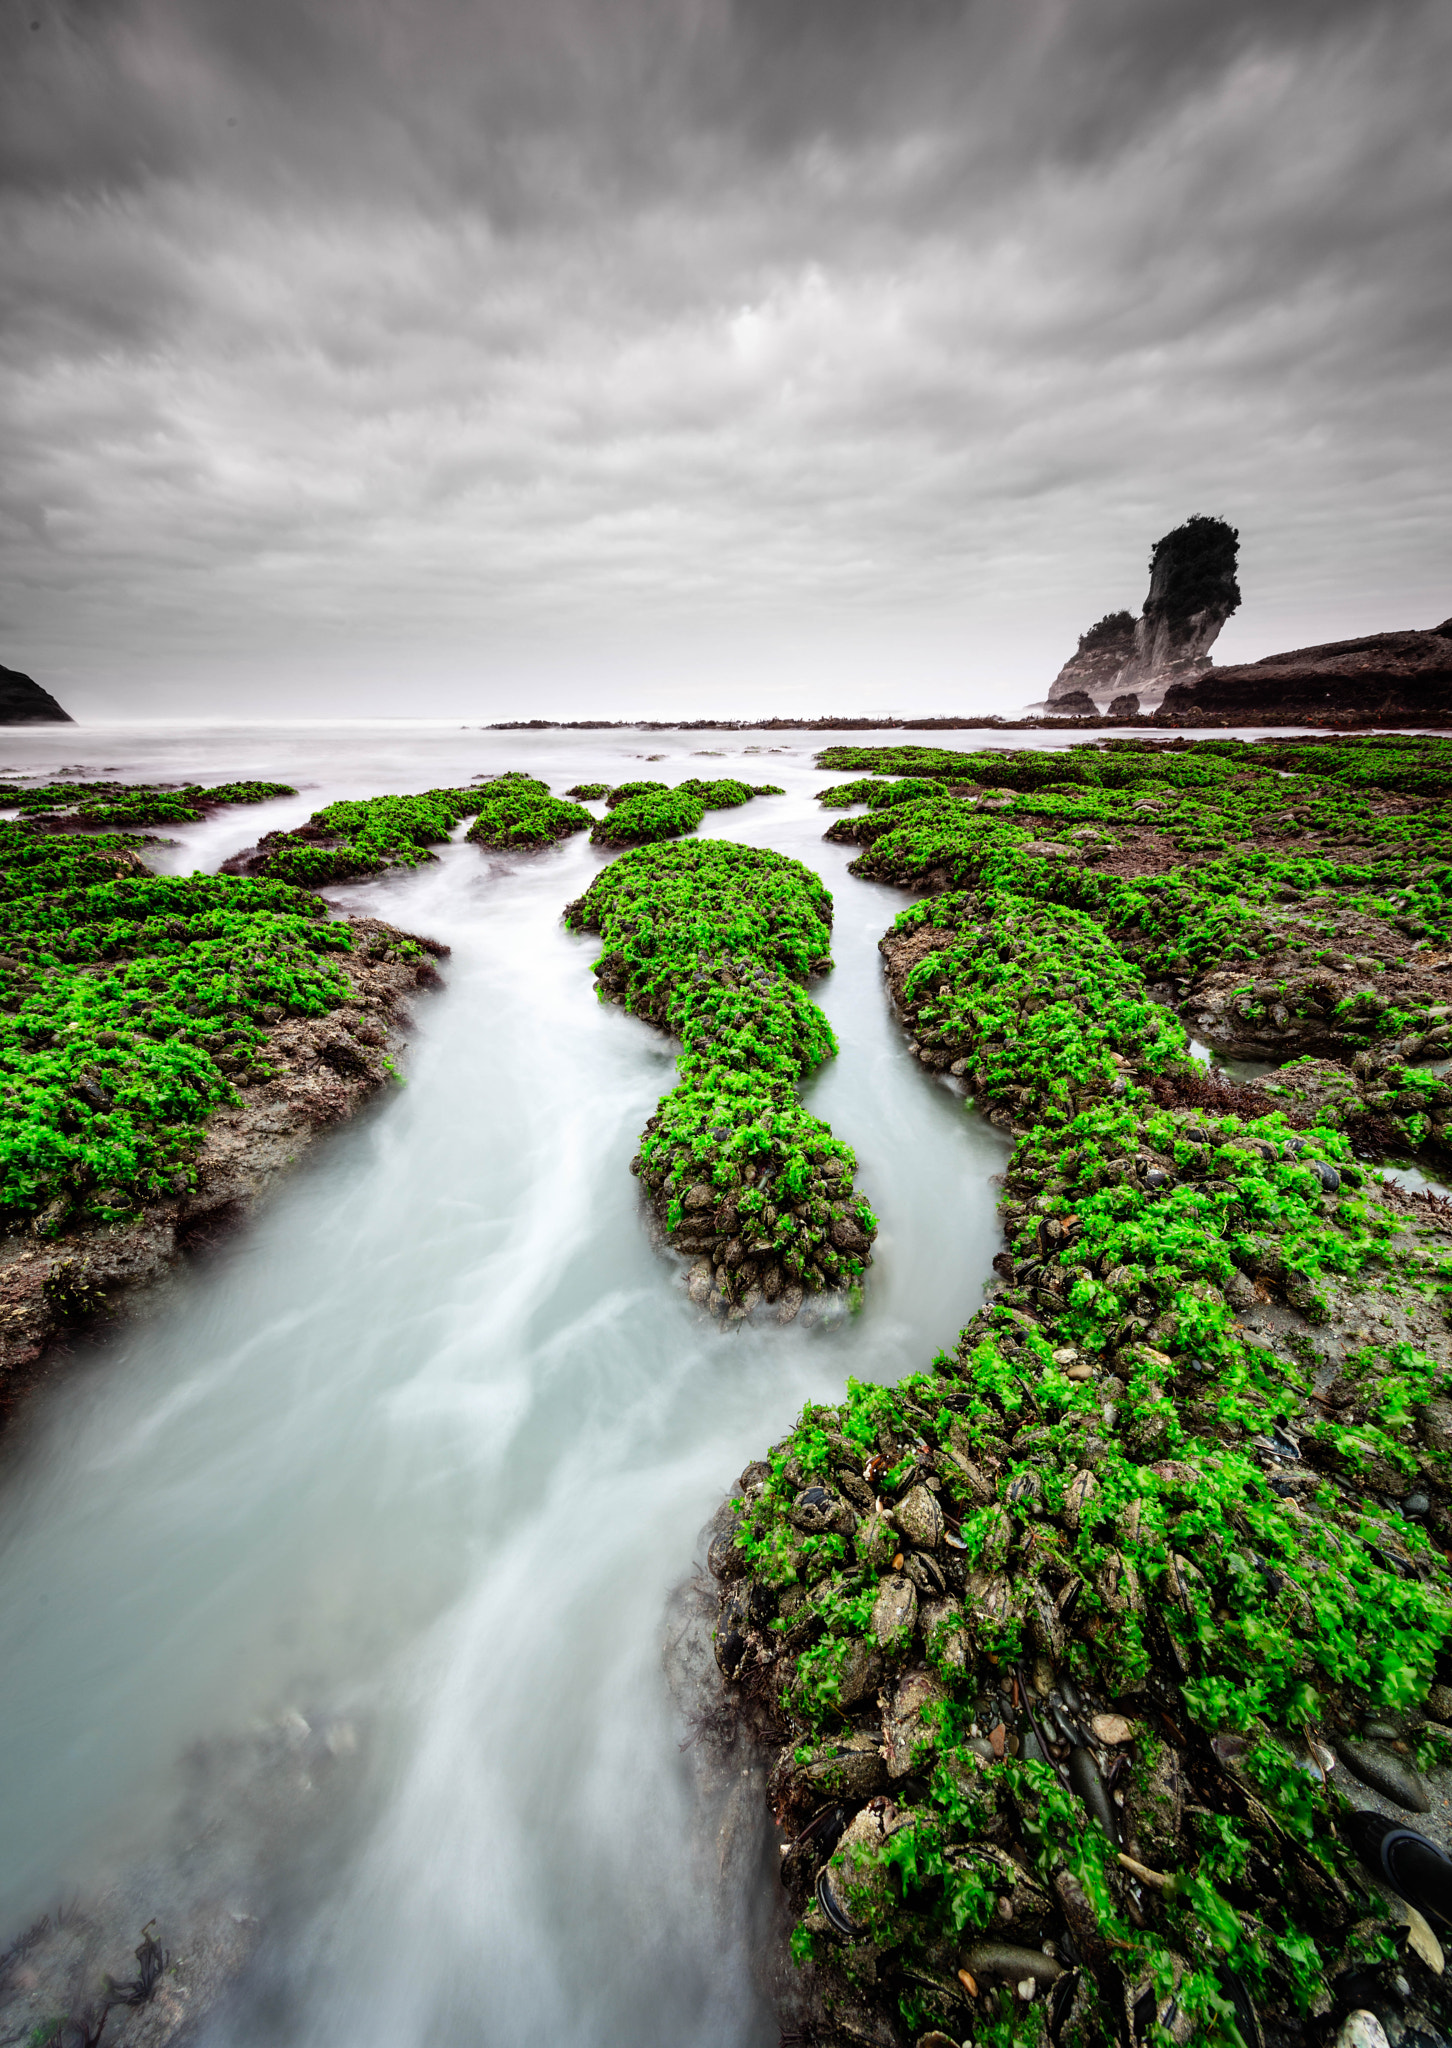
top-left (1344, 1809), bottom-right (1452, 1927)
top-left (905, 1550), bottom-right (948, 1597)
top-left (1068, 1746), bottom-right (1119, 1844)
top-left (1334, 1738), bottom-right (1431, 1813)
top-left (960, 1941), bottom-right (1064, 1989)
top-left (796, 1800), bottom-right (851, 1855)
top-left (815, 1862), bottom-right (862, 1939)
top-left (707, 1524), bottom-right (749, 1579)
top-left (1214, 1964), bottom-right (1263, 2048)
top-left (714, 1627), bottom-right (749, 1679)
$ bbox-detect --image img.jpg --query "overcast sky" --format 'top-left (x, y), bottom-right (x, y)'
top-left (2, 0), bottom-right (1450, 722)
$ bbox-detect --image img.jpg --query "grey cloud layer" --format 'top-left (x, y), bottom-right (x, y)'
top-left (2, 0), bottom-right (1449, 716)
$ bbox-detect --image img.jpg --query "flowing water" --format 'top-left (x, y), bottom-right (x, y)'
top-left (0, 720), bottom-right (1308, 2044)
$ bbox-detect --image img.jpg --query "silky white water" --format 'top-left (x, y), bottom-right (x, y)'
top-left (0, 725), bottom-right (1029, 2046)
top-left (0, 718), bottom-right (1334, 2041)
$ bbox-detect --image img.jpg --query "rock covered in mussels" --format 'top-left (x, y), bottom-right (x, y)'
top-left (703, 734), bottom-right (1452, 2048)
top-left (564, 839), bottom-right (878, 1319)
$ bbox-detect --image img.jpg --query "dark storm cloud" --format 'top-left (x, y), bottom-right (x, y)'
top-left (1, 0), bottom-right (1449, 716)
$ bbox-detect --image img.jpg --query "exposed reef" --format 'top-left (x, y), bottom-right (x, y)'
top-left (564, 840), bottom-right (876, 1320)
top-left (0, 784), bottom-right (452, 1415)
top-left (702, 735), bottom-right (1452, 2048)
top-left (589, 776), bottom-right (782, 849)
top-left (225, 773), bottom-right (591, 885)
top-left (1047, 517), bottom-right (1241, 712)
top-left (0, 777), bottom-right (295, 829)
top-left (1164, 625), bottom-right (1452, 726)
top-left (0, 662), bottom-right (73, 724)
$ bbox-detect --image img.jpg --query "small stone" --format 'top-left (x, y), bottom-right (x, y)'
top-left (1090, 1713), bottom-right (1135, 1745)
top-left (1335, 2014), bottom-right (1390, 2048)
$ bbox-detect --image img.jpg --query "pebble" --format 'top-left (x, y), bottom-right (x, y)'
top-left (1090, 1713), bottom-right (1134, 1745)
top-left (1337, 2014), bottom-right (1391, 2048)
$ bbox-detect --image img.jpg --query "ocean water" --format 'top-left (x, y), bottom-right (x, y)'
top-left (0, 724), bottom-right (1016, 2047)
top-left (0, 719), bottom-right (1322, 2044)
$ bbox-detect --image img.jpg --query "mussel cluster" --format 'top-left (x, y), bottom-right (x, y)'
top-left (706, 872), bottom-right (1452, 2045)
top-left (566, 842), bottom-right (877, 1318)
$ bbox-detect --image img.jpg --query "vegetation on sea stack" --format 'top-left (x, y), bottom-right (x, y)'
top-left (565, 839), bottom-right (876, 1319)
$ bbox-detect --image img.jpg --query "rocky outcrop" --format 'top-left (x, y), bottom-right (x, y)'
top-left (1046, 517), bottom-right (1241, 711)
top-left (1044, 612), bottom-right (1136, 710)
top-left (1162, 622), bottom-right (1452, 723)
top-left (0, 662), bottom-right (72, 724)
top-left (0, 917), bottom-right (443, 1418)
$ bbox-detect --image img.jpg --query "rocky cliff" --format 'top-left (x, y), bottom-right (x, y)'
top-left (0, 662), bottom-right (73, 723)
top-left (1161, 620), bottom-right (1452, 722)
top-left (1046, 515), bottom-right (1240, 710)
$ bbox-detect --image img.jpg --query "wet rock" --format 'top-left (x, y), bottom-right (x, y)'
top-left (830, 1215), bottom-right (871, 1254)
top-left (1061, 1467), bottom-right (1099, 1531)
top-left (920, 1595), bottom-right (970, 1672)
top-left (817, 1801), bottom-right (907, 1938)
top-left (1090, 1713), bottom-right (1134, 1744)
top-left (1334, 1738), bottom-right (1431, 1812)
top-left (1124, 1951), bottom-right (1196, 2044)
top-left (791, 1729), bottom-right (887, 1802)
top-left (960, 1940), bottom-right (1064, 1994)
top-left (707, 1516), bottom-right (749, 1580)
top-left (1068, 1745), bottom-right (1119, 1843)
top-left (855, 1507), bottom-right (899, 1574)
top-left (777, 1282), bottom-right (805, 1324)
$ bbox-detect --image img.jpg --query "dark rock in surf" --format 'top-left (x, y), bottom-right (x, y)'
top-left (0, 661), bottom-right (73, 724)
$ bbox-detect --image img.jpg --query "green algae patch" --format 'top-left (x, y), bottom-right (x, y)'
top-left (591, 785), bottom-right (706, 847)
top-left (564, 839), bottom-right (876, 1318)
top-left (228, 774), bottom-right (590, 884)
top-left (464, 775), bottom-right (592, 848)
top-left (0, 815), bottom-right (382, 1227)
top-left (0, 778), bottom-right (296, 831)
top-left (590, 777), bottom-right (779, 849)
top-left (708, 734), bottom-right (1452, 2047)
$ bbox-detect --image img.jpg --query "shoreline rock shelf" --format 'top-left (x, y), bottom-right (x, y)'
top-left (225, 773), bottom-right (592, 884)
top-left (564, 839), bottom-right (877, 1321)
top-left (0, 781), bottom-right (468, 1415)
top-left (704, 735), bottom-right (1452, 2046)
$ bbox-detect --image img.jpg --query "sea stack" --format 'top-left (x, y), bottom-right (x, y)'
top-left (0, 662), bottom-right (73, 724)
top-left (1047, 515), bottom-right (1240, 712)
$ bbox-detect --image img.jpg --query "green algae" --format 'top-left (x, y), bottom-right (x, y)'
top-left (712, 734), bottom-right (1452, 2046)
top-left (565, 839), bottom-right (876, 1314)
top-left (0, 817), bottom-right (372, 1227)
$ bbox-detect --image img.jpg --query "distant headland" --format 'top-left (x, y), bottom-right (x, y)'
top-left (0, 662), bottom-right (73, 724)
